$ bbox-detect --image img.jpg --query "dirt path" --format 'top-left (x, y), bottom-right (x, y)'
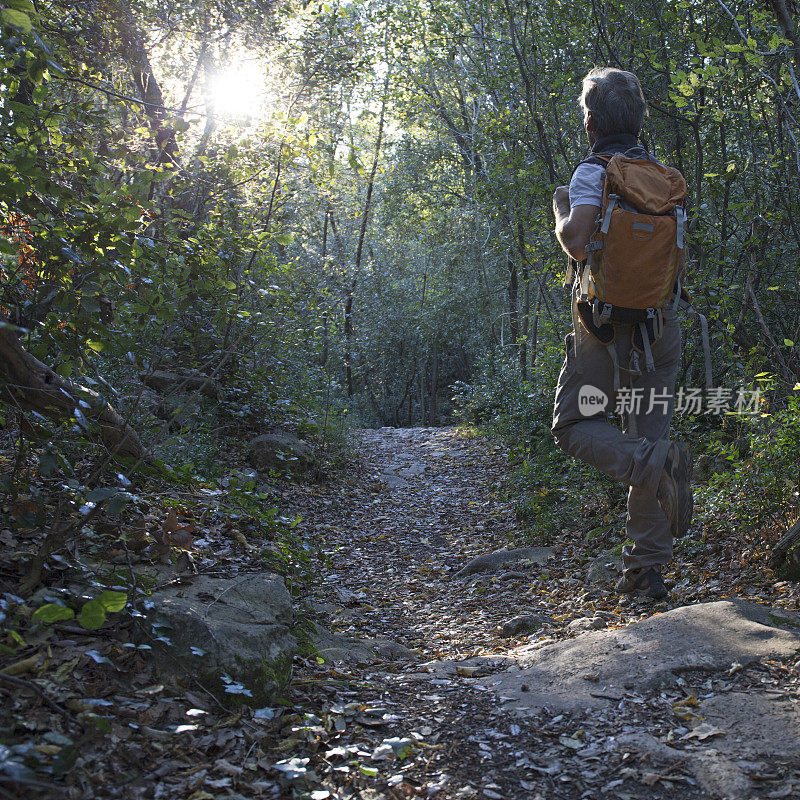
top-left (277, 428), bottom-right (800, 800)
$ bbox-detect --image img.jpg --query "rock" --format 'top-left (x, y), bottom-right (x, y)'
top-left (140, 369), bottom-right (222, 400)
top-left (690, 754), bottom-right (752, 800)
top-left (614, 731), bottom-right (754, 800)
top-left (567, 616), bottom-right (607, 632)
top-left (499, 613), bottom-right (552, 637)
top-left (454, 546), bottom-right (553, 578)
top-left (396, 463), bottom-right (427, 479)
top-left (586, 552), bottom-right (623, 585)
top-left (419, 655), bottom-right (513, 677)
top-left (483, 600), bottom-right (800, 713)
top-left (379, 470), bottom-right (409, 489)
top-left (311, 629), bottom-right (416, 664)
top-left (248, 432), bottom-right (315, 474)
top-left (615, 730), bottom-right (680, 759)
top-left (147, 573), bottom-right (296, 701)
top-left (700, 690), bottom-right (800, 760)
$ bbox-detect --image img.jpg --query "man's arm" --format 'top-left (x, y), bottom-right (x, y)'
top-left (553, 185), bottom-right (600, 262)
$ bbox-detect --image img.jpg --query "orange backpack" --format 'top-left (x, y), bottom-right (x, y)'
top-left (579, 149), bottom-right (688, 323)
top-left (564, 148), bottom-right (712, 390)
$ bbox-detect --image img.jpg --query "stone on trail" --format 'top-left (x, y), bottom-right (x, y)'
top-left (612, 731), bottom-right (753, 800)
top-left (585, 551), bottom-right (623, 585)
top-left (396, 462), bottom-right (427, 479)
top-left (378, 469), bottom-right (409, 489)
top-left (147, 573), bottom-right (297, 700)
top-left (566, 616), bottom-right (607, 632)
top-left (499, 613), bottom-right (553, 638)
top-left (311, 628), bottom-right (417, 665)
top-left (248, 431), bottom-right (315, 474)
top-left (484, 600), bottom-right (800, 713)
top-left (454, 546), bottom-right (554, 578)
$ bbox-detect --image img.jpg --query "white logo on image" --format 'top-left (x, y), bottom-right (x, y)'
top-left (578, 384), bottom-right (608, 416)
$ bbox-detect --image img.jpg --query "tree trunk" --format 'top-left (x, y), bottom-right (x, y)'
top-left (344, 70), bottom-right (391, 398)
top-left (770, 0), bottom-right (800, 73)
top-left (113, 0), bottom-right (179, 167)
top-left (0, 326), bottom-right (147, 461)
top-left (769, 517), bottom-right (800, 573)
top-left (417, 370), bottom-right (427, 426)
top-left (507, 253), bottom-right (519, 348)
top-left (530, 290), bottom-right (541, 383)
top-left (429, 344), bottom-right (439, 426)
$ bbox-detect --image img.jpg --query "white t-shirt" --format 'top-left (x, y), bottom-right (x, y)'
top-left (568, 150), bottom-right (666, 208)
top-left (568, 162), bottom-right (605, 208)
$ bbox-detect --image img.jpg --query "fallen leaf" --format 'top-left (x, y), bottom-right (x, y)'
top-left (683, 723), bottom-right (725, 741)
top-left (0, 653), bottom-right (40, 676)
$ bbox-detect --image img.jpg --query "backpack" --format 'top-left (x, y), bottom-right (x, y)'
top-left (579, 147), bottom-right (688, 324)
top-left (565, 147), bottom-right (712, 390)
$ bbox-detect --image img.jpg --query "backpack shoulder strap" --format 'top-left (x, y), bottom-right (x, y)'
top-left (569, 153), bottom-right (612, 179)
top-left (581, 154), bottom-right (612, 169)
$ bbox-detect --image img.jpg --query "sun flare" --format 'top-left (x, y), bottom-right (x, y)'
top-left (210, 60), bottom-right (268, 118)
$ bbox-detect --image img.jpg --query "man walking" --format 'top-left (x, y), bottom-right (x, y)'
top-left (551, 67), bottom-right (692, 600)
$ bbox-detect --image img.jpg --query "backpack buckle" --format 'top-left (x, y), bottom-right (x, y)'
top-left (600, 302), bottom-right (613, 324)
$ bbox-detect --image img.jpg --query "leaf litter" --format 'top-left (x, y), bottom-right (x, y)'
top-left (2, 427), bottom-right (800, 798)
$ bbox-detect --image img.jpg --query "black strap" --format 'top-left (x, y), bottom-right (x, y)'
top-left (578, 154), bottom-right (611, 171)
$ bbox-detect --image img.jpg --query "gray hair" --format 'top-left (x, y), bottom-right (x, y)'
top-left (579, 68), bottom-right (647, 138)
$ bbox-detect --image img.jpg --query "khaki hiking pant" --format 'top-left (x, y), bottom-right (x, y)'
top-left (551, 300), bottom-right (682, 572)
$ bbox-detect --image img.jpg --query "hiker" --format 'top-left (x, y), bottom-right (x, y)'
top-left (550, 67), bottom-right (693, 600)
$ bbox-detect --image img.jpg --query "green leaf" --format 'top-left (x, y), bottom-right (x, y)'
top-left (784, 339), bottom-right (794, 347)
top-left (0, 237), bottom-right (17, 255)
top-left (86, 487), bottom-right (118, 503)
top-left (39, 450), bottom-right (59, 476)
top-left (1, 9), bottom-right (32, 32)
top-left (77, 599), bottom-right (106, 629)
top-left (32, 603), bottom-right (74, 623)
top-left (274, 234), bottom-right (293, 246)
top-left (86, 340), bottom-right (105, 352)
top-left (106, 493), bottom-right (128, 516)
top-left (97, 591), bottom-right (127, 613)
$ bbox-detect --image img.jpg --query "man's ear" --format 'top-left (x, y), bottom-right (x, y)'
top-left (585, 112), bottom-right (598, 145)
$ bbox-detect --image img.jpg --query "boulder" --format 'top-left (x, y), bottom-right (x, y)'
top-left (454, 546), bottom-right (554, 578)
top-left (140, 369), bottom-right (222, 400)
top-left (484, 600), bottom-right (800, 713)
top-left (248, 432), bottom-right (316, 474)
top-left (310, 628), bottom-right (417, 664)
top-left (499, 613), bottom-right (553, 637)
top-left (147, 572), bottom-right (297, 700)
top-left (586, 551), bottom-right (623, 585)
top-left (567, 616), bottom-right (607, 633)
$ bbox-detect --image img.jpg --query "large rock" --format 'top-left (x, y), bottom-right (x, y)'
top-left (140, 369), bottom-right (222, 400)
top-left (586, 551), bottom-right (623, 585)
top-left (454, 546), bottom-right (553, 578)
top-left (499, 613), bottom-right (553, 637)
top-left (147, 573), bottom-right (297, 700)
top-left (484, 600), bottom-right (800, 712)
top-left (311, 628), bottom-right (417, 665)
top-left (248, 432), bottom-right (315, 474)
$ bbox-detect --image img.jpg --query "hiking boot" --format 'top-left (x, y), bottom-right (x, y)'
top-left (657, 440), bottom-right (693, 538)
top-left (615, 566), bottom-right (668, 600)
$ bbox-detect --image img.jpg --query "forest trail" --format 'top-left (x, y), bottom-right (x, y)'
top-left (277, 428), bottom-right (800, 800)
